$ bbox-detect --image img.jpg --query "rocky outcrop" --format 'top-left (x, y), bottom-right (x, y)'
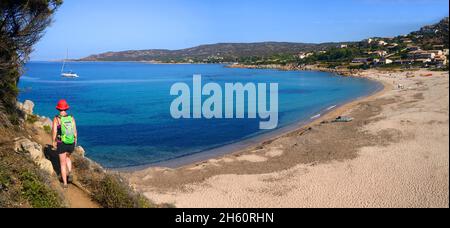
top-left (16, 100), bottom-right (35, 118)
top-left (14, 137), bottom-right (54, 175)
top-left (17, 100), bottom-right (53, 132)
top-left (32, 116), bottom-right (53, 129)
top-left (22, 100), bottom-right (35, 116)
top-left (74, 146), bottom-right (86, 158)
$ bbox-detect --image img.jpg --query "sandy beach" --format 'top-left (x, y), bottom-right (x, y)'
top-left (124, 69), bottom-right (449, 208)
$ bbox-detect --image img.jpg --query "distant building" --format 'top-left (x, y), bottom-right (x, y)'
top-left (406, 46), bottom-right (421, 51)
top-left (374, 50), bottom-right (388, 57)
top-left (298, 52), bottom-right (313, 59)
top-left (434, 56), bottom-right (448, 65)
top-left (443, 49), bottom-right (449, 55)
top-left (340, 44), bottom-right (348, 48)
top-left (415, 58), bottom-right (432, 63)
top-left (394, 59), bottom-right (414, 65)
top-left (387, 43), bottom-right (399, 48)
top-left (378, 40), bottom-right (388, 46)
top-left (408, 51), bottom-right (436, 60)
top-left (401, 38), bottom-right (413, 44)
top-left (352, 58), bottom-right (369, 64)
top-left (433, 44), bottom-right (445, 49)
top-left (382, 58), bottom-right (393, 64)
top-left (429, 50), bottom-right (443, 56)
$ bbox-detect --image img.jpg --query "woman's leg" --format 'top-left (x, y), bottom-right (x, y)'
top-left (59, 153), bottom-right (68, 186)
top-left (66, 153), bottom-right (72, 174)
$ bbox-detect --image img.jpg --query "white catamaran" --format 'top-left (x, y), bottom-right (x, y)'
top-left (61, 50), bottom-right (79, 78)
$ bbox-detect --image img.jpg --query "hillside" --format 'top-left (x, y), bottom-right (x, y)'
top-left (231, 17), bottom-right (449, 69)
top-left (79, 42), bottom-right (345, 62)
top-left (411, 17), bottom-right (449, 49)
top-left (80, 17), bottom-right (449, 66)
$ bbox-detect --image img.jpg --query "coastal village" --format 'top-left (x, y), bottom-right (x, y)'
top-left (221, 18), bottom-right (450, 71)
top-left (347, 38), bottom-right (448, 69)
top-left (274, 18), bottom-right (449, 71)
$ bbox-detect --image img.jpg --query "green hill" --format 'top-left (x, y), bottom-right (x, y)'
top-left (79, 42), bottom-right (347, 62)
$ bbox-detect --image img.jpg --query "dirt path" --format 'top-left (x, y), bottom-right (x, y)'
top-left (65, 185), bottom-right (99, 208)
top-left (31, 127), bottom-right (101, 208)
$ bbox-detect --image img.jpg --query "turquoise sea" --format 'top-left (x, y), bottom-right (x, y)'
top-left (18, 62), bottom-right (381, 168)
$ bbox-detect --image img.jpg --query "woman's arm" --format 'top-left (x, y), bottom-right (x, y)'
top-left (52, 117), bottom-right (58, 148)
top-left (73, 117), bottom-right (78, 143)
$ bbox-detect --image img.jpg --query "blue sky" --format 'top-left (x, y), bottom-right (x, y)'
top-left (31, 0), bottom-right (449, 60)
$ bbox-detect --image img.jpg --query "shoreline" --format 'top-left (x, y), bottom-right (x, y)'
top-left (126, 68), bottom-right (449, 208)
top-left (118, 74), bottom-right (385, 171)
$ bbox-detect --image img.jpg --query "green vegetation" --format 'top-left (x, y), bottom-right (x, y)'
top-left (20, 171), bottom-right (62, 208)
top-left (80, 42), bottom-right (337, 63)
top-left (91, 174), bottom-right (152, 208)
top-left (26, 114), bottom-right (39, 124)
top-left (1, 0), bottom-right (63, 125)
top-left (72, 154), bottom-right (160, 208)
top-left (1, 143), bottom-right (64, 208)
top-left (43, 125), bottom-right (52, 134)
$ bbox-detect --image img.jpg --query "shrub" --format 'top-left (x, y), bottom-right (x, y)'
top-left (43, 125), bottom-right (52, 134)
top-left (91, 174), bottom-right (153, 208)
top-left (26, 114), bottom-right (39, 124)
top-left (20, 171), bottom-right (62, 208)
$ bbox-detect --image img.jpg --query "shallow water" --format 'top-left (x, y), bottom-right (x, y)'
top-left (19, 62), bottom-right (380, 168)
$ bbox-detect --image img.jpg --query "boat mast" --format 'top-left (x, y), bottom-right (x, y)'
top-left (61, 49), bottom-right (68, 73)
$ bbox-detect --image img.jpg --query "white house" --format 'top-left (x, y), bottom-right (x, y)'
top-left (298, 53), bottom-right (307, 59)
top-left (408, 51), bottom-right (436, 60)
top-left (352, 58), bottom-right (369, 64)
top-left (374, 50), bottom-right (388, 57)
top-left (383, 59), bottom-right (393, 64)
top-left (429, 50), bottom-right (443, 56)
top-left (378, 40), bottom-right (388, 46)
top-left (443, 49), bottom-right (449, 55)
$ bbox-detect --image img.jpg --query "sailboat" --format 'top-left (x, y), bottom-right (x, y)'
top-left (61, 49), bottom-right (79, 78)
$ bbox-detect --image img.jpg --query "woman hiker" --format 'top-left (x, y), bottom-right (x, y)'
top-left (52, 99), bottom-right (78, 189)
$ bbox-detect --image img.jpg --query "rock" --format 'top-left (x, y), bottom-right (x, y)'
top-left (22, 100), bottom-right (35, 115)
top-left (14, 137), bottom-right (54, 175)
top-left (16, 102), bottom-right (23, 111)
top-left (40, 117), bottom-right (53, 127)
top-left (37, 159), bottom-right (55, 175)
top-left (74, 146), bottom-right (86, 158)
top-left (15, 137), bottom-right (43, 161)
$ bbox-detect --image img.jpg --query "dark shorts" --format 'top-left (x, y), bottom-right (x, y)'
top-left (57, 142), bottom-right (75, 155)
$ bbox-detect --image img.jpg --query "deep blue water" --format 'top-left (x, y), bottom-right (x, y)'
top-left (18, 62), bottom-right (381, 168)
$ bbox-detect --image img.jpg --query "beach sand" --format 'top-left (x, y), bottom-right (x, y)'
top-left (124, 69), bottom-right (449, 208)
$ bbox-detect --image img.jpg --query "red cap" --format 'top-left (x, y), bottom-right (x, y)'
top-left (56, 99), bottom-right (70, 111)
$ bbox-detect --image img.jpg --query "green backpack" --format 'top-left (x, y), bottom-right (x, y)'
top-left (60, 115), bottom-right (75, 144)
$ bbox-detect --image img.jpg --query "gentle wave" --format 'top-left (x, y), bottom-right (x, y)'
top-left (326, 105), bottom-right (337, 111)
top-left (310, 114), bottom-right (321, 119)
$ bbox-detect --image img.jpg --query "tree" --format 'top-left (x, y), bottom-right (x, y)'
top-left (1, 0), bottom-right (62, 124)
